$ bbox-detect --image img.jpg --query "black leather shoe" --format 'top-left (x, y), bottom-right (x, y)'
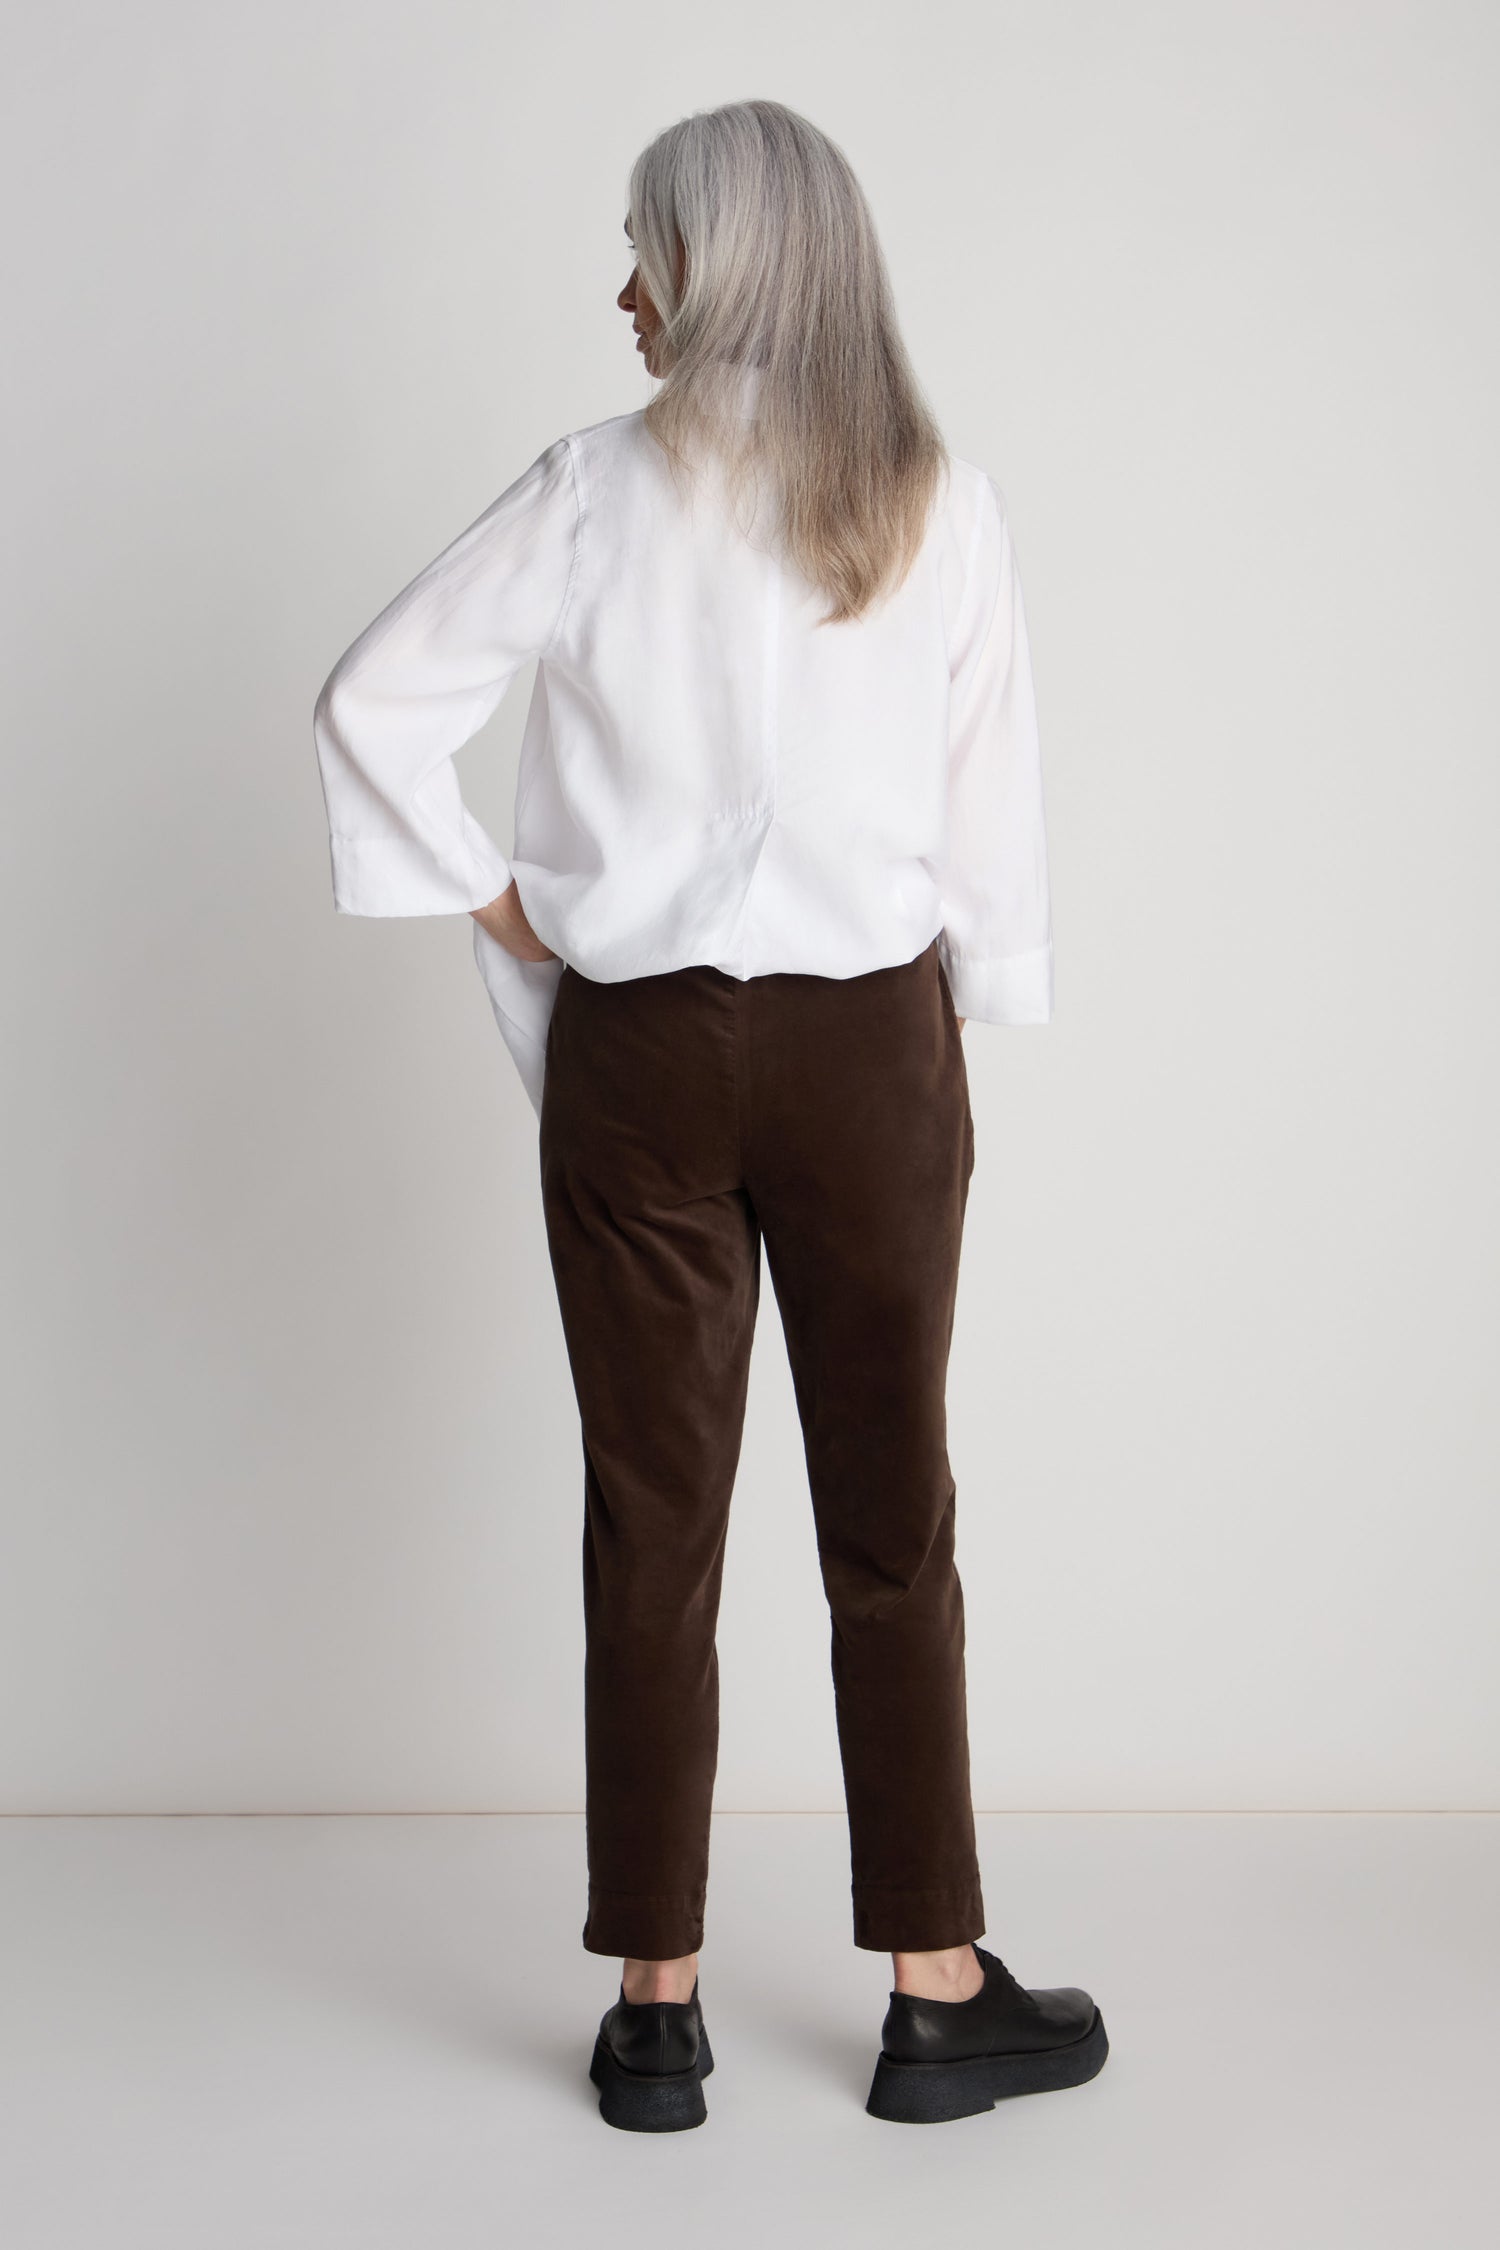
top-left (588, 1976), bottom-right (715, 2132)
top-left (866, 1942), bottom-right (1108, 2124)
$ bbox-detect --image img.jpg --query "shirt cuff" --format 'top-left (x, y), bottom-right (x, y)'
top-left (938, 937), bottom-right (1053, 1025)
top-left (329, 824), bottom-right (512, 917)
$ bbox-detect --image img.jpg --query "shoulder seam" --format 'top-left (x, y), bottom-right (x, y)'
top-left (562, 404), bottom-right (645, 445)
top-left (962, 463), bottom-right (994, 589)
top-left (542, 433), bottom-right (586, 658)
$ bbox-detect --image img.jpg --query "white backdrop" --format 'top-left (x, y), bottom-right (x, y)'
top-left (2, 0), bottom-right (1495, 1816)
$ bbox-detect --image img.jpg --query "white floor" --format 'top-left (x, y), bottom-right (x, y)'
top-left (0, 1811), bottom-right (1493, 2248)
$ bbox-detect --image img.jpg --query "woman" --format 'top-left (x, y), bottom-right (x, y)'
top-left (313, 98), bottom-right (1106, 2133)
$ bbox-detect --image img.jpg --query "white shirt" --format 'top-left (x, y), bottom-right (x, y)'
top-left (313, 363), bottom-right (1052, 1117)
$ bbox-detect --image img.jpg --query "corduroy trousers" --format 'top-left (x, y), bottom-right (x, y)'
top-left (538, 932), bottom-right (985, 1959)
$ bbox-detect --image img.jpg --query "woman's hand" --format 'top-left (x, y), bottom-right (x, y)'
top-left (470, 879), bottom-right (558, 961)
top-left (955, 1016), bottom-right (966, 1033)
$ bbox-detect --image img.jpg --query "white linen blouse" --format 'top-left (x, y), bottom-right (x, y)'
top-left (312, 363), bottom-right (1053, 1117)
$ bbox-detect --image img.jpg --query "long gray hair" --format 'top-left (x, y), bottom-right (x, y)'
top-left (626, 100), bottom-right (949, 626)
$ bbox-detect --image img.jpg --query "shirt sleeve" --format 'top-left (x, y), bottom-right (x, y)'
top-left (936, 472), bottom-right (1054, 1024)
top-left (312, 435), bottom-right (579, 916)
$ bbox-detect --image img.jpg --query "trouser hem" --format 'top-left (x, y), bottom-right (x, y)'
top-left (851, 1878), bottom-right (986, 1953)
top-left (582, 1889), bottom-right (707, 1959)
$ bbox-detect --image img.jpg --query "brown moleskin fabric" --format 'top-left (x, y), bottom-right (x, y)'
top-left (539, 935), bottom-right (984, 1957)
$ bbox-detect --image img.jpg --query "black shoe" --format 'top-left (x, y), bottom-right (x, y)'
top-left (865, 1942), bottom-right (1108, 2124)
top-left (588, 1976), bottom-right (715, 2132)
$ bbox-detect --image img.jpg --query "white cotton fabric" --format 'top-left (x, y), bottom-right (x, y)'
top-left (313, 363), bottom-right (1052, 1118)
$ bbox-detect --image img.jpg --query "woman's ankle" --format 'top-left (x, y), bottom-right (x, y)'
top-left (891, 1942), bottom-right (984, 2002)
top-left (621, 1952), bottom-right (699, 2005)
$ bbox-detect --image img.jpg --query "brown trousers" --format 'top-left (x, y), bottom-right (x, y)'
top-left (538, 934), bottom-right (984, 1958)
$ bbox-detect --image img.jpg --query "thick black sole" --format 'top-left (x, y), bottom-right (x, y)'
top-left (589, 2025), bottom-right (716, 2132)
top-left (865, 2008), bottom-right (1109, 2125)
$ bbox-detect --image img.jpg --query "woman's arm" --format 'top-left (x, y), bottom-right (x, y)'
top-left (312, 437), bottom-right (580, 923)
top-left (936, 474), bottom-right (1053, 1028)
